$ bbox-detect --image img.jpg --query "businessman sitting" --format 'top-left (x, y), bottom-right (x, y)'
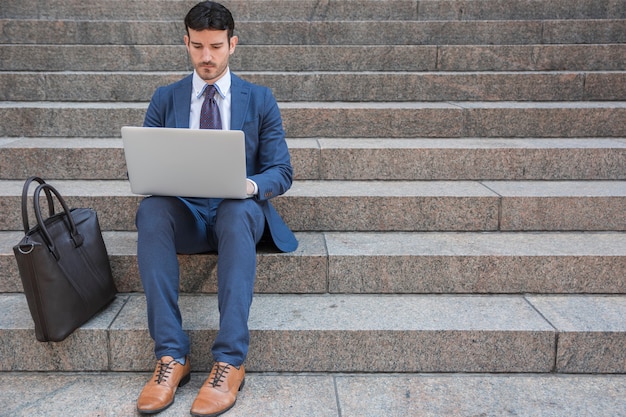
top-left (135, 2), bottom-right (297, 415)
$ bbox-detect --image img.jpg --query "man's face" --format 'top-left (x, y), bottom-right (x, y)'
top-left (184, 28), bottom-right (238, 83)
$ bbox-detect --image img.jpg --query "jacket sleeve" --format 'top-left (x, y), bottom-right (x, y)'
top-left (246, 87), bottom-right (293, 201)
top-left (143, 87), bottom-right (165, 127)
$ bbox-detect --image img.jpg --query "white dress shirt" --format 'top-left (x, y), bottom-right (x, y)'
top-left (189, 69), bottom-right (231, 130)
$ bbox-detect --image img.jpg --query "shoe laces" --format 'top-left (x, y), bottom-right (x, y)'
top-left (208, 363), bottom-right (231, 388)
top-left (154, 358), bottom-right (176, 384)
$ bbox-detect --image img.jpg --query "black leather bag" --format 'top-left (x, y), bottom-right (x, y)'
top-left (13, 177), bottom-right (117, 342)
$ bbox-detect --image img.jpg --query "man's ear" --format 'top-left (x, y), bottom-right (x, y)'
top-left (229, 35), bottom-right (239, 55)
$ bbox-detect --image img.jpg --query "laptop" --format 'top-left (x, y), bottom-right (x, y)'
top-left (121, 126), bottom-right (248, 199)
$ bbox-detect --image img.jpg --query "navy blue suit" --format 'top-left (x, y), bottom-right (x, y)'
top-left (136, 72), bottom-right (297, 366)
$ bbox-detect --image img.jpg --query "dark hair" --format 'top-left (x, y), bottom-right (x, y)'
top-left (184, 1), bottom-right (235, 39)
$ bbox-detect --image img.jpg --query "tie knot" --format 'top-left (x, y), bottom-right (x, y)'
top-left (204, 85), bottom-right (217, 99)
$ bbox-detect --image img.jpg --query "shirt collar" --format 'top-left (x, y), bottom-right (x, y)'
top-left (193, 69), bottom-right (231, 99)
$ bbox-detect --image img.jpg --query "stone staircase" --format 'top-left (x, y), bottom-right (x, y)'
top-left (1, 0), bottom-right (625, 415)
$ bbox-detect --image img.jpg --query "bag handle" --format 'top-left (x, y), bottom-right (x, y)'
top-left (21, 176), bottom-right (55, 233)
top-left (33, 183), bottom-right (84, 260)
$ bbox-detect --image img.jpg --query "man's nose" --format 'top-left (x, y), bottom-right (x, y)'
top-left (201, 48), bottom-right (212, 62)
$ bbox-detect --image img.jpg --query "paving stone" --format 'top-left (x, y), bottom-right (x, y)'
top-left (1, 180), bottom-right (624, 232)
top-left (484, 180), bottom-right (626, 230)
top-left (240, 71), bottom-right (590, 102)
top-left (438, 44), bottom-right (626, 71)
top-left (336, 374), bottom-right (626, 417)
top-left (527, 295), bottom-right (626, 373)
top-left (0, 19), bottom-right (549, 46)
top-left (0, 101), bottom-right (147, 137)
top-left (316, 138), bottom-right (626, 180)
top-left (0, 230), bottom-right (327, 293)
top-left (0, 71), bottom-right (187, 102)
top-left (543, 19), bottom-right (626, 43)
top-left (6, 71), bottom-right (620, 102)
top-left (275, 180), bottom-right (500, 231)
top-left (3, 44), bottom-right (625, 72)
top-left (2, 101), bottom-right (625, 138)
top-left (0, 372), bottom-right (340, 417)
top-left (459, 101), bottom-right (626, 138)
top-left (3, 0), bottom-right (623, 20)
top-left (0, 292), bottom-right (571, 372)
top-left (2, 138), bottom-right (625, 181)
top-left (2, 231), bottom-right (624, 294)
top-left (0, 293), bottom-right (127, 371)
top-left (9, 19), bottom-right (623, 46)
top-left (0, 0), bottom-right (424, 21)
top-left (325, 231), bottom-right (626, 294)
top-left (416, 0), bottom-right (626, 20)
top-left (107, 293), bottom-right (556, 372)
top-left (0, 138), bottom-right (127, 179)
top-left (277, 180), bottom-right (626, 231)
top-left (0, 137), bottom-right (321, 180)
top-left (3, 372), bottom-right (623, 417)
top-left (585, 72), bottom-right (626, 100)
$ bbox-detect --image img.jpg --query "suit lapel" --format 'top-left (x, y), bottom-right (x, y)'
top-left (172, 73), bottom-right (248, 129)
top-left (230, 74), bottom-right (251, 130)
top-left (173, 74), bottom-right (193, 128)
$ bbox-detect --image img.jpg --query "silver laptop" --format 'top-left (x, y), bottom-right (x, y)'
top-left (121, 126), bottom-right (248, 199)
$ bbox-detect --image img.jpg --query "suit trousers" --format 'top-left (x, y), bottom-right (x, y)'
top-left (135, 196), bottom-right (265, 366)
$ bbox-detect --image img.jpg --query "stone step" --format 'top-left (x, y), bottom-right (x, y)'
top-left (1, 292), bottom-right (624, 373)
top-left (1, 180), bottom-right (625, 232)
top-left (2, 137), bottom-right (625, 181)
top-left (1, 372), bottom-right (625, 417)
top-left (2, 231), bottom-right (625, 294)
top-left (1, 101), bottom-right (625, 138)
top-left (2, 71), bottom-right (625, 102)
top-left (3, 19), bottom-right (625, 45)
top-left (2, 0), bottom-right (623, 21)
top-left (2, 44), bottom-right (625, 72)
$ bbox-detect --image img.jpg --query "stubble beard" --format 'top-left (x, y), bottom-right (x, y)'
top-left (197, 62), bottom-right (226, 83)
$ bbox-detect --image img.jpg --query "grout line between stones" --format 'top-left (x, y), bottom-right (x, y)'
top-left (522, 295), bottom-right (559, 373)
top-left (107, 294), bottom-right (131, 371)
top-left (333, 374), bottom-right (343, 417)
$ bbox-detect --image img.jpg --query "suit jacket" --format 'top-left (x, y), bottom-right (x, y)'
top-left (143, 73), bottom-right (298, 252)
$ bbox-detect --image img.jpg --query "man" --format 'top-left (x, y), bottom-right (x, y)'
top-left (135, 2), bottom-right (297, 415)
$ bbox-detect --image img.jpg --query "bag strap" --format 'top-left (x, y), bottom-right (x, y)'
top-left (21, 176), bottom-right (55, 233)
top-left (33, 183), bottom-right (84, 260)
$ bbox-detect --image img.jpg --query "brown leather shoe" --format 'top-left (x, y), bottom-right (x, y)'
top-left (137, 356), bottom-right (191, 414)
top-left (190, 362), bottom-right (245, 417)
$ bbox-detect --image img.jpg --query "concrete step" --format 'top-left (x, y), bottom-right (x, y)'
top-left (2, 137), bottom-right (625, 181)
top-left (1, 292), bottom-right (624, 373)
top-left (1, 180), bottom-right (625, 232)
top-left (2, 71), bottom-right (625, 102)
top-left (2, 0), bottom-right (624, 21)
top-left (3, 18), bottom-right (625, 45)
top-left (2, 44), bottom-right (625, 71)
top-left (2, 230), bottom-right (625, 294)
top-left (1, 101), bottom-right (625, 138)
top-left (1, 372), bottom-right (625, 417)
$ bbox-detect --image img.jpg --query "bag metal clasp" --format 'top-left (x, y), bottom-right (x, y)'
top-left (18, 244), bottom-right (36, 255)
